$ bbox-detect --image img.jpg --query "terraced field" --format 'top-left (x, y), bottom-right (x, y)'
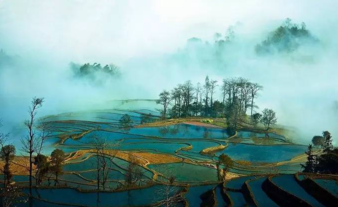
top-left (8, 108), bottom-right (326, 206)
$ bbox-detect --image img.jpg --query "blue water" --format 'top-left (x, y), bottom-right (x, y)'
top-left (63, 130), bottom-right (146, 145)
top-left (237, 131), bottom-right (286, 141)
top-left (218, 144), bottom-right (306, 162)
top-left (314, 178), bottom-right (338, 197)
top-left (215, 185), bottom-right (228, 207)
top-left (149, 163), bottom-right (218, 182)
top-left (44, 110), bottom-right (144, 123)
top-left (272, 174), bottom-right (324, 207)
top-left (130, 124), bottom-right (228, 139)
top-left (119, 142), bottom-right (188, 154)
top-left (247, 177), bottom-right (278, 206)
top-left (21, 185), bottom-right (180, 206)
top-left (225, 176), bottom-right (256, 190)
top-left (185, 185), bottom-right (216, 206)
top-left (227, 191), bottom-right (248, 207)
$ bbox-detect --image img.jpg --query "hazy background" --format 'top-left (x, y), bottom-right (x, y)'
top-left (0, 0), bottom-right (337, 144)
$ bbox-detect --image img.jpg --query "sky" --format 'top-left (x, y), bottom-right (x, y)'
top-left (0, 0), bottom-right (338, 144)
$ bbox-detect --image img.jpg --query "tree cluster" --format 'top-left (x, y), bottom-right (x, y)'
top-left (302, 131), bottom-right (338, 174)
top-left (256, 18), bottom-right (318, 55)
top-left (157, 77), bottom-right (263, 118)
top-left (157, 77), bottom-right (277, 134)
top-left (70, 62), bottom-right (121, 84)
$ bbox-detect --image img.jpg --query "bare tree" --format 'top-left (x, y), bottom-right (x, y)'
top-left (249, 83), bottom-right (263, 116)
top-left (34, 121), bottom-right (51, 185)
top-left (209, 80), bottom-right (218, 109)
top-left (261, 108), bottom-right (277, 130)
top-left (156, 172), bottom-right (184, 207)
top-left (221, 80), bottom-right (230, 106)
top-left (21, 97), bottom-right (44, 199)
top-left (203, 76), bottom-right (211, 116)
top-left (124, 155), bottom-right (144, 187)
top-left (93, 135), bottom-right (120, 191)
top-left (181, 81), bottom-right (194, 117)
top-left (237, 78), bottom-right (251, 114)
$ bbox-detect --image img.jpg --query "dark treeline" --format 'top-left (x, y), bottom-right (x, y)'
top-left (157, 76), bottom-right (277, 134)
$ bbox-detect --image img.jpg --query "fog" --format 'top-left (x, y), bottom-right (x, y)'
top-left (0, 0), bottom-right (338, 144)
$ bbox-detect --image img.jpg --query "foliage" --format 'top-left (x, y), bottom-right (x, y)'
top-left (34, 154), bottom-right (50, 185)
top-left (159, 77), bottom-right (264, 128)
top-left (0, 145), bottom-right (15, 186)
top-left (140, 113), bottom-right (154, 124)
top-left (217, 154), bottom-right (234, 181)
top-left (261, 108), bottom-right (277, 130)
top-left (312, 136), bottom-right (324, 147)
top-left (119, 114), bottom-right (133, 130)
top-left (70, 62), bottom-right (121, 85)
top-left (157, 90), bottom-right (171, 119)
top-left (251, 113), bottom-right (262, 127)
top-left (303, 131), bottom-right (338, 174)
top-left (201, 119), bottom-right (213, 124)
top-left (1, 185), bottom-right (27, 207)
top-left (124, 156), bottom-right (144, 187)
top-left (50, 149), bottom-right (65, 186)
top-left (256, 18), bottom-right (318, 55)
top-left (301, 144), bottom-right (317, 173)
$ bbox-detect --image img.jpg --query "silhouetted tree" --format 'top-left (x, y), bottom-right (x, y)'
top-left (301, 144), bottom-right (317, 173)
top-left (314, 131), bottom-right (338, 174)
top-left (21, 97), bottom-right (44, 198)
top-left (322, 131), bottom-right (333, 153)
